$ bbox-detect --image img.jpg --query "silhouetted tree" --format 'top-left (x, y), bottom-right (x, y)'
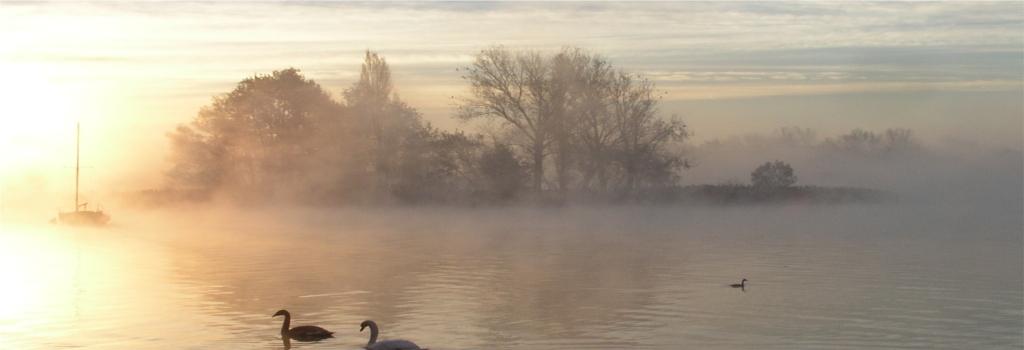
top-left (163, 47), bottom-right (694, 205)
top-left (166, 68), bottom-right (343, 199)
top-left (751, 161), bottom-right (797, 188)
top-left (459, 47), bottom-right (554, 193)
top-left (477, 143), bottom-right (527, 201)
top-left (460, 46), bottom-right (688, 198)
top-left (608, 72), bottom-right (688, 195)
top-left (345, 51), bottom-right (425, 195)
top-left (824, 128), bottom-right (918, 155)
top-left (776, 126), bottom-right (817, 146)
top-left (165, 125), bottom-right (224, 192)
top-left (548, 47), bottom-right (612, 194)
top-left (881, 128), bottom-right (917, 152)
top-left (827, 129), bottom-right (881, 153)
top-left (559, 49), bottom-right (615, 193)
top-left (391, 128), bottom-right (481, 203)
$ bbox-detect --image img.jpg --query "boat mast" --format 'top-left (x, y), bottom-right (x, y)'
top-left (75, 123), bottom-right (80, 212)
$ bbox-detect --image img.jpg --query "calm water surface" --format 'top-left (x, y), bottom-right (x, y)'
top-left (1, 204), bottom-right (1021, 349)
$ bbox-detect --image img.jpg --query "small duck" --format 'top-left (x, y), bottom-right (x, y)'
top-left (730, 278), bottom-right (748, 289)
top-left (360, 320), bottom-right (425, 350)
top-left (273, 309), bottom-right (334, 341)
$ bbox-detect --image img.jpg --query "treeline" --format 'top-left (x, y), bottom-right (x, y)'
top-left (670, 161), bottom-right (891, 204)
top-left (703, 126), bottom-right (921, 156)
top-left (158, 47), bottom-right (688, 205)
top-left (677, 126), bottom-right (932, 203)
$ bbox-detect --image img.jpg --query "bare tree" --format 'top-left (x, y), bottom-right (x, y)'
top-left (824, 128), bottom-right (917, 155)
top-left (827, 128), bottom-right (882, 153)
top-left (553, 48), bottom-right (614, 193)
top-left (459, 47), bottom-right (553, 193)
top-left (460, 46), bottom-right (688, 197)
top-left (882, 128), bottom-right (916, 152)
top-left (608, 72), bottom-right (687, 194)
top-left (776, 126), bottom-right (817, 146)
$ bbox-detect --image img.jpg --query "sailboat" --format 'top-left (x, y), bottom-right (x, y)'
top-left (57, 123), bottom-right (110, 226)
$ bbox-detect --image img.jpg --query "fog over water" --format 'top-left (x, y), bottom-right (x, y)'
top-left (1, 200), bottom-right (1020, 349)
top-left (0, 123), bottom-right (1021, 349)
top-left (683, 128), bottom-right (1023, 204)
top-left (0, 2), bottom-right (1021, 349)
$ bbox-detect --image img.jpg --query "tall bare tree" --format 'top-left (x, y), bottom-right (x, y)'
top-left (556, 49), bottom-right (615, 192)
top-left (460, 46), bottom-right (688, 197)
top-left (459, 47), bottom-right (553, 193)
top-left (608, 72), bottom-right (687, 194)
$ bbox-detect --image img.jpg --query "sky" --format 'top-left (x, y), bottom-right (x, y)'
top-left (0, 1), bottom-right (1021, 192)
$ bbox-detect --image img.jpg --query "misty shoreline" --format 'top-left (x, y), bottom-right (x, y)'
top-left (125, 184), bottom-right (895, 209)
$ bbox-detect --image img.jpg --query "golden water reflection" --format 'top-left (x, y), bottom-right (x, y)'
top-left (1, 206), bottom-right (1021, 349)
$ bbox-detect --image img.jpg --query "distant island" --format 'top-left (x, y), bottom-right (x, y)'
top-left (642, 161), bottom-right (894, 205)
top-left (133, 48), bottom-right (901, 208)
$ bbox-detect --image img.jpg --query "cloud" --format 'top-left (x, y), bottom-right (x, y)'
top-left (0, 1), bottom-right (1019, 148)
top-left (661, 79), bottom-right (1022, 101)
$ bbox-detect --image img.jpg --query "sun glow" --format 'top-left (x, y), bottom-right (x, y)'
top-left (0, 68), bottom-right (89, 179)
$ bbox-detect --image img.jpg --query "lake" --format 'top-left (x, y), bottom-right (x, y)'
top-left (1, 203), bottom-right (1020, 349)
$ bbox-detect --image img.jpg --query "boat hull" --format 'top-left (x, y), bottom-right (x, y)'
top-left (58, 210), bottom-right (111, 226)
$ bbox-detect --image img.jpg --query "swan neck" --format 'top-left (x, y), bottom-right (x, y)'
top-left (366, 321), bottom-right (379, 346)
top-left (280, 314), bottom-right (291, 335)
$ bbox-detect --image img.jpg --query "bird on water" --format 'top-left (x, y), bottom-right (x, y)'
top-left (730, 278), bottom-right (748, 289)
top-left (360, 320), bottom-right (425, 350)
top-left (273, 309), bottom-right (334, 341)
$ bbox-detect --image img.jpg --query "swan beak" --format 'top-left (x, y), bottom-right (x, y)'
top-left (359, 326), bottom-right (366, 332)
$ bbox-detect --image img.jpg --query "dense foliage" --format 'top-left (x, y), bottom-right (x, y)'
top-left (751, 161), bottom-right (797, 188)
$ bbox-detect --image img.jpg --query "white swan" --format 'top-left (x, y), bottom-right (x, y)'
top-left (360, 320), bottom-right (425, 350)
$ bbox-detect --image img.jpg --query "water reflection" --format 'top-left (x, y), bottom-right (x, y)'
top-left (163, 209), bottom-right (693, 349)
top-left (1, 205), bottom-right (1022, 349)
top-left (0, 222), bottom-right (251, 347)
